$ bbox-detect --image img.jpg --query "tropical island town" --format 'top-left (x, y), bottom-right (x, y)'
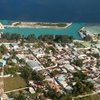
top-left (0, 22), bottom-right (100, 100)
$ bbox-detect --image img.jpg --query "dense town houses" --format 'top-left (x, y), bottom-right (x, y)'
top-left (0, 33), bottom-right (100, 99)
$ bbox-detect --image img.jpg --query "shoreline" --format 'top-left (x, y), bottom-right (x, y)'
top-left (78, 27), bottom-right (86, 38)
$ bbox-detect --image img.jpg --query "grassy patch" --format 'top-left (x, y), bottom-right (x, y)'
top-left (81, 42), bottom-right (91, 48)
top-left (36, 22), bottom-right (67, 27)
top-left (4, 75), bottom-right (27, 92)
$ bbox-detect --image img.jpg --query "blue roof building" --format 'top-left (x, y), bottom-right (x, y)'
top-left (0, 59), bottom-right (6, 67)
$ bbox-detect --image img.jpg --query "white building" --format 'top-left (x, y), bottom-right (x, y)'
top-left (64, 64), bottom-right (76, 73)
top-left (10, 43), bottom-right (19, 49)
top-left (33, 48), bottom-right (45, 57)
top-left (55, 43), bottom-right (63, 51)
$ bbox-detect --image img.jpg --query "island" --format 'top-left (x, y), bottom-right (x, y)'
top-left (4, 22), bottom-right (72, 29)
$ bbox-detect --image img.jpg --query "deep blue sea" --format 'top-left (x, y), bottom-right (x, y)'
top-left (0, 0), bottom-right (100, 22)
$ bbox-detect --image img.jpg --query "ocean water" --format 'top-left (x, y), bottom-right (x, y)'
top-left (0, 0), bottom-right (100, 22)
top-left (0, 22), bottom-right (85, 39)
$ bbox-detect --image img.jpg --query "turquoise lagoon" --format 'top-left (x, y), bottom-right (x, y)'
top-left (84, 24), bottom-right (100, 34)
top-left (0, 20), bottom-right (13, 25)
top-left (0, 22), bottom-right (85, 39)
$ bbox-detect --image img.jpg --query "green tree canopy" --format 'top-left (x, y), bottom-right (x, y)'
top-left (32, 71), bottom-right (45, 84)
top-left (73, 59), bottom-right (83, 67)
top-left (26, 34), bottom-right (36, 42)
top-left (21, 66), bottom-right (32, 82)
top-left (0, 44), bottom-right (8, 54)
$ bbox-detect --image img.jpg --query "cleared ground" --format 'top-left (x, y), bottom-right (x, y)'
top-left (75, 94), bottom-right (100, 100)
top-left (4, 75), bottom-right (27, 92)
top-left (0, 78), bottom-right (4, 96)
